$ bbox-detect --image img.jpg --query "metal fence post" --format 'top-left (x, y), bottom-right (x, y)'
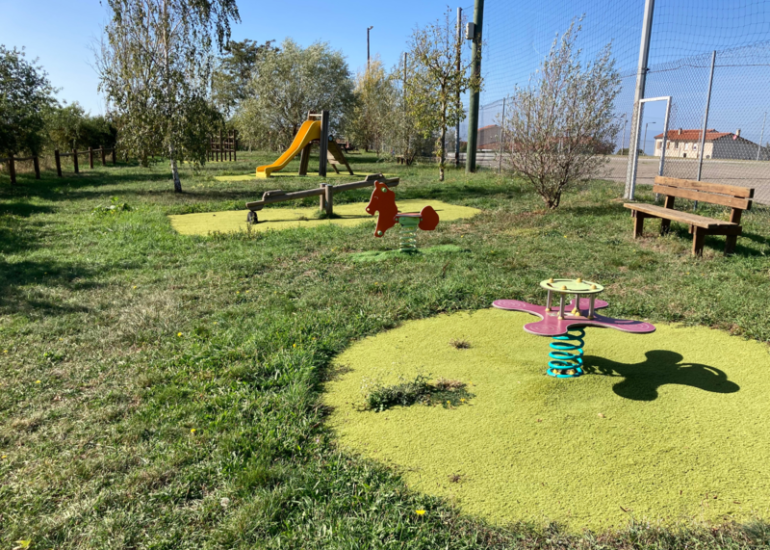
top-left (694, 50), bottom-right (717, 210)
top-left (624, 0), bottom-right (655, 200)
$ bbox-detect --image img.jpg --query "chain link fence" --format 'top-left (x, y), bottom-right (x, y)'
top-left (460, 0), bottom-right (770, 205)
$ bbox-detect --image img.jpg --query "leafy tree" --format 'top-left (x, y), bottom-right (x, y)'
top-left (406, 9), bottom-right (477, 181)
top-left (98, 0), bottom-right (239, 192)
top-left (45, 103), bottom-right (117, 151)
top-left (212, 39), bottom-right (278, 117)
top-left (0, 46), bottom-right (56, 161)
top-left (345, 58), bottom-right (398, 153)
top-left (234, 39), bottom-right (354, 152)
top-left (502, 22), bottom-right (621, 208)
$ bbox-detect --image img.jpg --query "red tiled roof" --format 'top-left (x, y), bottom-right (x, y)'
top-left (654, 129), bottom-right (732, 142)
top-left (478, 124), bottom-right (500, 131)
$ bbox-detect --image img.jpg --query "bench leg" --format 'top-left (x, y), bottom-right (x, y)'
top-left (692, 227), bottom-right (706, 256)
top-left (660, 218), bottom-right (671, 236)
top-left (724, 235), bottom-right (738, 256)
top-left (632, 211), bottom-right (645, 238)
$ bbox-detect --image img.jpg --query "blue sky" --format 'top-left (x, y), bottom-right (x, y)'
top-left (2, 0), bottom-right (768, 153)
top-left (0, 0), bottom-right (466, 115)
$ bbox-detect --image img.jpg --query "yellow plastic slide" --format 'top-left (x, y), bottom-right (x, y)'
top-left (256, 120), bottom-right (321, 178)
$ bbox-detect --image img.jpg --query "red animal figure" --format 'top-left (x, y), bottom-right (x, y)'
top-left (365, 183), bottom-right (439, 238)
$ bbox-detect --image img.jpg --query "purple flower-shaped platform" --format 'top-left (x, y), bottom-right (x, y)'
top-left (492, 298), bottom-right (655, 337)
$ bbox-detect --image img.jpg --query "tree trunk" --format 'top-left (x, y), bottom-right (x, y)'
top-left (439, 125), bottom-right (447, 182)
top-left (169, 142), bottom-right (182, 193)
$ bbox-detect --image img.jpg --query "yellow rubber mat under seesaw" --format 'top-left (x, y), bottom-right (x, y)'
top-left (168, 200), bottom-right (482, 236)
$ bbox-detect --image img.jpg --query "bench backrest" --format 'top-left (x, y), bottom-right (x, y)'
top-left (654, 176), bottom-right (754, 211)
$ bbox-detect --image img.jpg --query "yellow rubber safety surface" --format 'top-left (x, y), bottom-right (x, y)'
top-left (168, 200), bottom-right (482, 236)
top-left (323, 308), bottom-right (770, 532)
top-left (213, 173), bottom-right (396, 182)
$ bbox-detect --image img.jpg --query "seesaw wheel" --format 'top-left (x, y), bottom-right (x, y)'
top-left (246, 211), bottom-right (258, 224)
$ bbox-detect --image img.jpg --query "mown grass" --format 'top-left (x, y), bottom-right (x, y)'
top-left (1, 152), bottom-right (769, 549)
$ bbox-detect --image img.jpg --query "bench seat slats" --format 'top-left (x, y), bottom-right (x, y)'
top-left (623, 203), bottom-right (738, 230)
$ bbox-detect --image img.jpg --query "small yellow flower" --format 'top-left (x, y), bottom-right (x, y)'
top-left (236, 291), bottom-right (240, 294)
top-left (3, 349), bottom-right (8, 353)
top-left (213, 321), bottom-right (218, 324)
top-left (446, 400), bottom-right (451, 405)
top-left (460, 235), bottom-right (464, 238)
top-left (177, 332), bottom-right (183, 337)
top-left (245, 290), bottom-right (250, 293)
top-left (133, 285), bottom-right (137, 289)
top-left (460, 398), bottom-right (466, 403)
top-left (190, 428), bottom-right (196, 434)
top-left (1, 455), bottom-right (6, 459)
top-left (35, 380), bottom-right (41, 384)
top-left (293, 343), bottom-right (297, 348)
top-left (415, 509), bottom-right (426, 516)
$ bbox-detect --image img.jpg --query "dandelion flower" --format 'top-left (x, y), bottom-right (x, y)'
top-left (293, 343), bottom-right (297, 348)
top-left (190, 428), bottom-right (196, 434)
top-left (35, 380), bottom-right (41, 384)
top-left (1, 455), bottom-right (6, 459)
top-left (177, 332), bottom-right (183, 337)
top-left (415, 509), bottom-right (426, 516)
top-left (460, 398), bottom-right (466, 403)
top-left (3, 349), bottom-right (8, 353)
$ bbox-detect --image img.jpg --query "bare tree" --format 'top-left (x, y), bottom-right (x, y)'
top-left (503, 21), bottom-right (621, 208)
top-left (98, 0), bottom-right (239, 192)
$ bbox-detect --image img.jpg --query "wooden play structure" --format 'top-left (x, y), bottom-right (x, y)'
top-left (256, 111), bottom-right (354, 178)
top-left (494, 278), bottom-right (655, 378)
top-left (245, 174), bottom-right (400, 224)
top-left (624, 176), bottom-right (754, 256)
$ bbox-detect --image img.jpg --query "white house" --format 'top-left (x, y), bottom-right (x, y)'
top-left (654, 128), bottom-right (766, 160)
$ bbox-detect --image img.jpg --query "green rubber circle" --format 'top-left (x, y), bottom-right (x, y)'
top-left (539, 278), bottom-right (604, 294)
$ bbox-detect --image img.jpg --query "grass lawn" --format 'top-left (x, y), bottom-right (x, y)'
top-left (1, 151), bottom-right (770, 548)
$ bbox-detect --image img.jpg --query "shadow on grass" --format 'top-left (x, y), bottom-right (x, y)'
top-left (584, 350), bottom-right (740, 401)
top-left (0, 258), bottom-right (97, 315)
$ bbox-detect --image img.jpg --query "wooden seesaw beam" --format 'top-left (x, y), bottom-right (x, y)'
top-left (244, 174), bottom-right (400, 223)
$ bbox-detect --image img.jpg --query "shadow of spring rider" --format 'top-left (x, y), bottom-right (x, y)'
top-left (493, 278), bottom-right (656, 378)
top-left (365, 183), bottom-right (439, 252)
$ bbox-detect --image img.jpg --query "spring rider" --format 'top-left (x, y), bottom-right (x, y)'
top-left (365, 183), bottom-right (440, 252)
top-left (493, 278), bottom-right (655, 378)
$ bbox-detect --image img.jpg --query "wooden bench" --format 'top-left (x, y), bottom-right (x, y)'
top-left (623, 176), bottom-right (754, 256)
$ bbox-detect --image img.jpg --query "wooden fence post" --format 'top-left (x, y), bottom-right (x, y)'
top-left (33, 155), bottom-right (40, 179)
top-left (234, 134), bottom-right (237, 162)
top-left (111, 148), bottom-right (116, 165)
top-left (218, 131), bottom-right (223, 162)
top-left (89, 147), bottom-right (94, 169)
top-left (8, 154), bottom-right (16, 185)
top-left (55, 150), bottom-right (62, 177)
top-left (100, 147), bottom-right (106, 166)
top-left (73, 149), bottom-right (79, 174)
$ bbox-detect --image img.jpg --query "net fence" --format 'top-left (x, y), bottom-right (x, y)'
top-left (461, 0), bottom-right (770, 204)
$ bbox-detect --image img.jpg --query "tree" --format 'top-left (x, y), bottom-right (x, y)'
top-left (345, 58), bottom-right (398, 153)
top-left (98, 0), bottom-right (239, 192)
top-left (502, 22), bottom-right (621, 208)
top-left (406, 9), bottom-right (477, 181)
top-left (45, 103), bottom-right (117, 151)
top-left (0, 46), bottom-right (56, 161)
top-left (212, 39), bottom-right (278, 117)
top-left (234, 39), bottom-right (354, 152)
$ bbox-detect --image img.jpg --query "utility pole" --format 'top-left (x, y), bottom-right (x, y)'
top-left (403, 52), bottom-right (409, 162)
top-left (498, 98), bottom-right (506, 172)
top-left (643, 121), bottom-right (655, 156)
top-left (455, 6), bottom-right (462, 168)
top-left (367, 26), bottom-right (374, 71)
top-left (465, 0), bottom-right (484, 174)
top-left (624, 0), bottom-right (656, 199)
top-left (758, 112), bottom-right (767, 161)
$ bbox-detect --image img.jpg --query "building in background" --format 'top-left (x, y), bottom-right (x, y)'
top-left (654, 129), bottom-right (768, 160)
